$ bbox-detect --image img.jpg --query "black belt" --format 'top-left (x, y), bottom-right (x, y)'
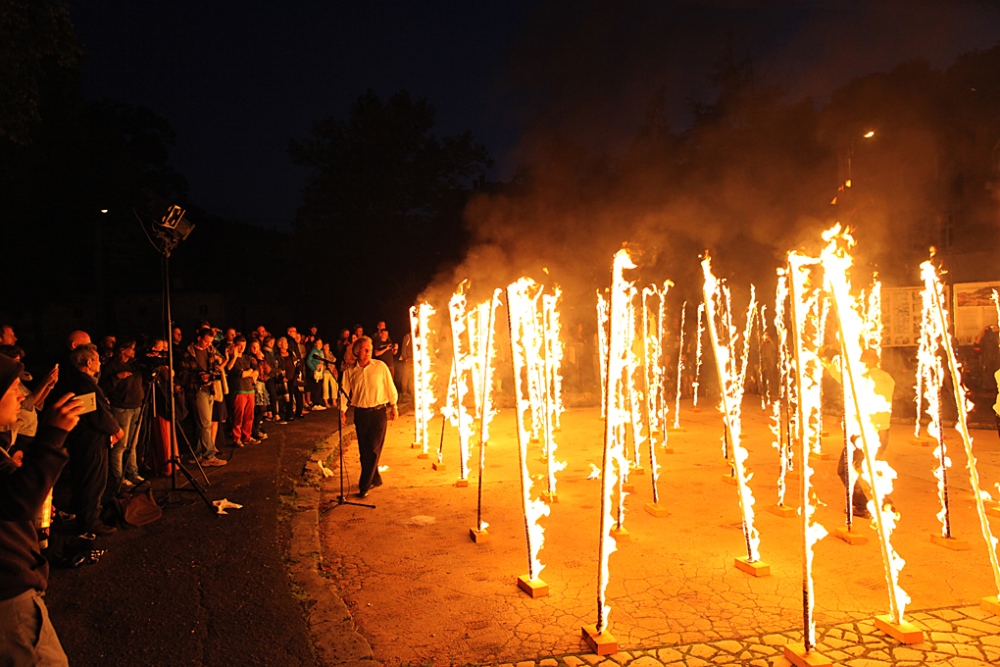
top-left (354, 404), bottom-right (388, 412)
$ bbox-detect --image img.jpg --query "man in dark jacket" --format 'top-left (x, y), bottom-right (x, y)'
top-left (0, 353), bottom-right (84, 665)
top-left (63, 344), bottom-right (123, 537)
top-left (100, 338), bottom-right (146, 490)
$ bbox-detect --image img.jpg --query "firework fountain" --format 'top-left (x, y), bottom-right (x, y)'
top-left (581, 249), bottom-right (636, 655)
top-left (470, 290), bottom-right (501, 544)
top-left (409, 303), bottom-right (436, 460)
top-left (766, 271), bottom-right (798, 519)
top-left (918, 261), bottom-right (1000, 615)
top-left (820, 226), bottom-right (921, 643)
top-left (672, 302), bottom-right (687, 431)
top-left (445, 286), bottom-right (476, 486)
top-left (641, 282), bottom-right (670, 516)
top-left (540, 288), bottom-right (567, 502)
top-left (701, 255), bottom-right (768, 577)
top-left (507, 278), bottom-right (551, 598)
top-left (691, 303), bottom-right (705, 412)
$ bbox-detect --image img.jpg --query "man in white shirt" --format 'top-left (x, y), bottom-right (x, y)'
top-left (340, 336), bottom-right (397, 498)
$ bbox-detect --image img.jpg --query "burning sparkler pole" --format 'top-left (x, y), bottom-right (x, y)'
top-left (672, 302), bottom-right (686, 431)
top-left (583, 249), bottom-right (633, 655)
top-left (692, 303), bottom-right (705, 411)
top-left (785, 255), bottom-right (829, 660)
top-left (507, 279), bottom-right (550, 598)
top-left (471, 290), bottom-right (501, 543)
top-left (640, 283), bottom-right (669, 517)
top-left (410, 303), bottom-right (437, 458)
top-left (820, 227), bottom-right (919, 642)
top-left (597, 291), bottom-right (609, 419)
top-left (540, 290), bottom-right (566, 502)
top-left (921, 262), bottom-right (1000, 611)
top-left (766, 272), bottom-right (797, 518)
top-left (701, 255), bottom-right (766, 576)
top-left (447, 290), bottom-right (474, 484)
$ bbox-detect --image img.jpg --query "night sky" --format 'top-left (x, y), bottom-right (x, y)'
top-left (69, 1), bottom-right (1000, 230)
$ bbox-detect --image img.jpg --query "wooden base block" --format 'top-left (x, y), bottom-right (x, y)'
top-left (981, 596), bottom-right (1000, 616)
top-left (767, 504), bottom-right (798, 518)
top-left (783, 643), bottom-right (833, 667)
top-left (516, 574), bottom-right (548, 597)
top-left (416, 452), bottom-right (429, 459)
top-left (431, 462), bottom-right (446, 471)
top-left (910, 436), bottom-right (934, 447)
top-left (630, 466), bottom-right (645, 476)
top-left (610, 527), bottom-right (630, 543)
top-left (874, 615), bottom-right (924, 644)
top-left (469, 528), bottom-right (491, 543)
top-left (722, 474), bottom-right (736, 485)
top-left (734, 557), bottom-right (770, 577)
top-left (581, 624), bottom-right (618, 655)
top-left (930, 533), bottom-right (971, 550)
top-left (455, 479), bottom-right (469, 488)
top-left (809, 451), bottom-right (832, 461)
top-left (986, 505), bottom-right (1000, 519)
top-left (661, 447), bottom-right (675, 454)
top-left (644, 502), bottom-right (669, 517)
top-left (541, 491), bottom-right (558, 503)
top-left (690, 407), bottom-right (702, 413)
top-left (834, 527), bottom-right (868, 545)
top-left (411, 442), bottom-right (420, 449)
top-left (621, 483), bottom-right (635, 493)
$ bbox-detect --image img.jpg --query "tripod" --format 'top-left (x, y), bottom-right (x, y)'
top-left (324, 377), bottom-right (375, 512)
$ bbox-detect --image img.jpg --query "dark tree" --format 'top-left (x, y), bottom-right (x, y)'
top-left (290, 90), bottom-right (492, 324)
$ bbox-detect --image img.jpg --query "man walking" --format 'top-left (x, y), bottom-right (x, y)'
top-left (339, 336), bottom-right (397, 498)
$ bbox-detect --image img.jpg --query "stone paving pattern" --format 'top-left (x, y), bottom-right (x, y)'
top-left (300, 401), bottom-right (1000, 667)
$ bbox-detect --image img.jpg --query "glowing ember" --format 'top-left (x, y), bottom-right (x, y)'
top-left (701, 255), bottom-right (762, 564)
top-left (409, 303), bottom-right (437, 456)
top-left (594, 249), bottom-right (636, 634)
top-left (507, 278), bottom-right (551, 582)
top-left (921, 261), bottom-right (1000, 596)
top-left (820, 225), bottom-right (909, 624)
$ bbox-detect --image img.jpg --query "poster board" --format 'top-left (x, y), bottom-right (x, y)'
top-left (952, 281), bottom-right (1000, 345)
top-left (881, 286), bottom-right (924, 348)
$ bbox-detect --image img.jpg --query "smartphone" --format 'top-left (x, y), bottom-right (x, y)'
top-left (76, 392), bottom-right (97, 414)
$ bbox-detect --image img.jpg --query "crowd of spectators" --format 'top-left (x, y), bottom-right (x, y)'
top-left (0, 318), bottom-right (411, 661)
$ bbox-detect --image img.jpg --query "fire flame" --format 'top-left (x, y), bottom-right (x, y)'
top-left (597, 290), bottom-right (610, 419)
top-left (507, 278), bottom-right (551, 581)
top-left (673, 302), bottom-right (687, 430)
top-left (409, 303), bottom-right (437, 456)
top-left (446, 285), bottom-right (476, 480)
top-left (474, 289), bottom-right (502, 533)
top-left (693, 303), bottom-right (705, 408)
top-left (594, 249), bottom-right (636, 633)
top-left (771, 271), bottom-right (793, 506)
top-left (701, 255), bottom-right (762, 563)
top-left (820, 225), bottom-right (909, 624)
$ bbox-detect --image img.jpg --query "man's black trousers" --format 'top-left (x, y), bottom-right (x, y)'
top-left (354, 406), bottom-right (387, 492)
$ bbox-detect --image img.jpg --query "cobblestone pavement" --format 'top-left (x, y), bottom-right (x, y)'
top-left (304, 401), bottom-right (1000, 667)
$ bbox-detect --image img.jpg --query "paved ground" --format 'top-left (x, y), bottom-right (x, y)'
top-left (40, 397), bottom-right (1000, 667)
top-left (312, 398), bottom-right (1000, 667)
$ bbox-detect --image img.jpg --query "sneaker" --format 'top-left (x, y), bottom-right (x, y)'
top-left (247, 438), bottom-right (261, 445)
top-left (277, 420), bottom-right (288, 425)
top-left (258, 433), bottom-right (269, 440)
top-left (129, 475), bottom-right (145, 485)
top-left (120, 479), bottom-right (135, 490)
top-left (234, 440), bottom-right (245, 448)
top-left (201, 457), bottom-right (228, 467)
top-left (311, 404), bottom-right (327, 411)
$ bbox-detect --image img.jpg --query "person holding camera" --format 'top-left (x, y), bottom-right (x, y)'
top-left (100, 338), bottom-right (146, 490)
top-left (181, 328), bottom-right (227, 467)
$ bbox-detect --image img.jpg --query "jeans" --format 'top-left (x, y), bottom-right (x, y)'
top-left (0, 589), bottom-right (68, 667)
top-left (110, 406), bottom-right (141, 484)
top-left (191, 389), bottom-right (217, 459)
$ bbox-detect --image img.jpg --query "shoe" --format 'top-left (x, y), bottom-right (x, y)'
top-left (278, 419), bottom-right (288, 425)
top-left (311, 405), bottom-right (327, 411)
top-left (201, 457), bottom-right (228, 467)
top-left (372, 479), bottom-right (383, 488)
top-left (851, 507), bottom-right (872, 520)
top-left (258, 433), bottom-right (268, 440)
top-left (129, 475), bottom-right (145, 484)
top-left (91, 523), bottom-right (117, 536)
top-left (120, 479), bottom-right (135, 490)
top-left (248, 437), bottom-right (261, 445)
top-left (234, 440), bottom-right (245, 448)
top-left (357, 490), bottom-right (369, 499)
top-left (79, 532), bottom-right (96, 541)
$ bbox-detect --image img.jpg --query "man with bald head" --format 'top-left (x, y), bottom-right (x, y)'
top-left (66, 330), bottom-right (91, 351)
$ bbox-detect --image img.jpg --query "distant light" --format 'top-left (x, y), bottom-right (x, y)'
top-left (100, 209), bottom-right (109, 214)
top-left (845, 179), bottom-right (852, 188)
top-left (863, 131), bottom-right (875, 139)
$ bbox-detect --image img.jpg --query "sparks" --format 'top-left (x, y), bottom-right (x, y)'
top-left (409, 303), bottom-right (437, 457)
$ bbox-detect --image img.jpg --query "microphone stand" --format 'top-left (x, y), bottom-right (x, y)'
top-left (324, 369), bottom-right (375, 512)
